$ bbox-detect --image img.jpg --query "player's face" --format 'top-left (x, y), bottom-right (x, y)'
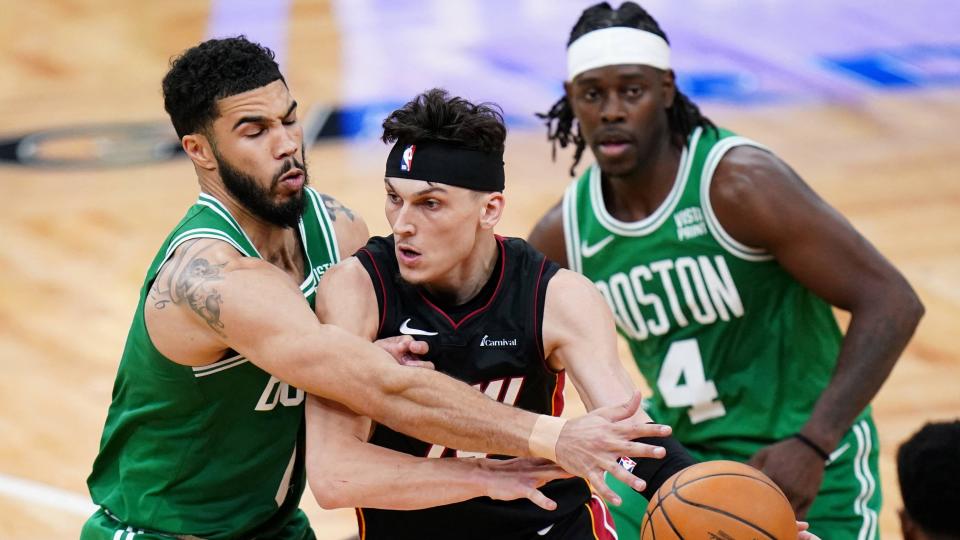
top-left (565, 64), bottom-right (676, 178)
top-left (208, 80), bottom-right (307, 227)
top-left (384, 178), bottom-right (493, 286)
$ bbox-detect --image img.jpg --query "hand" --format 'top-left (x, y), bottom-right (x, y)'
top-left (478, 457), bottom-right (572, 511)
top-left (796, 520), bottom-right (822, 540)
top-left (748, 438), bottom-right (825, 519)
top-left (374, 335), bottom-right (434, 369)
top-left (554, 393), bottom-right (671, 505)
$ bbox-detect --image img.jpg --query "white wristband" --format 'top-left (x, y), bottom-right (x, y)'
top-left (528, 415), bottom-right (567, 462)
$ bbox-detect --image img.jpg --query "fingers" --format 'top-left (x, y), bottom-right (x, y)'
top-left (525, 488), bottom-right (558, 511)
top-left (606, 460), bottom-right (646, 493)
top-left (617, 421), bottom-right (671, 442)
top-left (406, 339), bottom-right (429, 355)
top-left (588, 471), bottom-right (624, 506)
top-left (399, 358), bottom-right (435, 370)
top-left (796, 521), bottom-right (809, 532)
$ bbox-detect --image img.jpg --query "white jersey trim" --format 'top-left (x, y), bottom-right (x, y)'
top-left (589, 126), bottom-right (701, 237)
top-left (561, 181), bottom-right (583, 274)
top-left (192, 353), bottom-right (250, 377)
top-left (196, 194), bottom-right (264, 259)
top-left (852, 420), bottom-right (879, 540)
top-left (700, 136), bottom-right (775, 262)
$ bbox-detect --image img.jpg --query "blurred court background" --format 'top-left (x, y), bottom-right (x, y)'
top-left (1, 0), bottom-right (958, 538)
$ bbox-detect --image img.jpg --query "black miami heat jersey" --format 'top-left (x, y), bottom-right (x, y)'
top-left (354, 235), bottom-right (593, 540)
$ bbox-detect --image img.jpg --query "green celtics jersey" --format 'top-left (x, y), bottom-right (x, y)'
top-left (87, 188), bottom-right (339, 538)
top-left (563, 127), bottom-right (859, 457)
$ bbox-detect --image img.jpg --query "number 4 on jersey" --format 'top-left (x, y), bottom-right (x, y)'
top-left (657, 338), bottom-right (726, 424)
top-left (426, 377), bottom-right (524, 459)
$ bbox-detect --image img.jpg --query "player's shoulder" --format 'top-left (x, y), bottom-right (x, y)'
top-left (713, 145), bottom-right (797, 197)
top-left (312, 190), bottom-right (370, 257)
top-left (527, 199), bottom-right (568, 268)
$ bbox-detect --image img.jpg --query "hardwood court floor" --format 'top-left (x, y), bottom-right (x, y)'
top-left (1, 1), bottom-right (958, 538)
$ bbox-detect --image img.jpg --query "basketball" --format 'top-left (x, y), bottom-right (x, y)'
top-left (640, 460), bottom-right (797, 539)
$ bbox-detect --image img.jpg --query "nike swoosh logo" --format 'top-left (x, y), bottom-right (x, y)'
top-left (580, 235), bottom-right (614, 258)
top-left (537, 524), bottom-right (554, 536)
top-left (399, 318), bottom-right (438, 336)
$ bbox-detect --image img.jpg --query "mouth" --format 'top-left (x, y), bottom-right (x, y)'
top-left (396, 244), bottom-right (422, 265)
top-left (277, 168), bottom-right (305, 190)
top-left (594, 133), bottom-right (634, 158)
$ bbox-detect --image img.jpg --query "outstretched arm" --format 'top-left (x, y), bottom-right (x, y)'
top-left (542, 269), bottom-right (696, 499)
top-left (306, 395), bottom-right (568, 510)
top-left (711, 146), bottom-right (924, 516)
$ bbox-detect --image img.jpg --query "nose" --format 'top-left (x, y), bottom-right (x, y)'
top-left (391, 204), bottom-right (416, 237)
top-left (273, 124), bottom-right (300, 160)
top-left (600, 92), bottom-right (626, 124)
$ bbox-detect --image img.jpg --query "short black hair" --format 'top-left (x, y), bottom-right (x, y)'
top-left (381, 88), bottom-right (506, 154)
top-left (162, 36), bottom-right (285, 139)
top-left (897, 420), bottom-right (960, 539)
top-left (539, 2), bottom-right (715, 175)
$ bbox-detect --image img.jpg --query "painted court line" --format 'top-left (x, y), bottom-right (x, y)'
top-left (0, 472), bottom-right (96, 516)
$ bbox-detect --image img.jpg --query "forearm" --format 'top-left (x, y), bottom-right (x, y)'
top-left (310, 444), bottom-right (489, 510)
top-left (366, 366), bottom-right (538, 457)
top-left (296, 325), bottom-right (539, 458)
top-left (802, 294), bottom-right (923, 449)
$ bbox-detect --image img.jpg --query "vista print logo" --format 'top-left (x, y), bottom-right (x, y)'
top-left (480, 334), bottom-right (518, 347)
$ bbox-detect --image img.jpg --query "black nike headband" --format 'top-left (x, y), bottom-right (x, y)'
top-left (384, 140), bottom-right (505, 192)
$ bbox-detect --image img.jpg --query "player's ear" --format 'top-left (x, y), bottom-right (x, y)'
top-left (479, 192), bottom-right (505, 230)
top-left (661, 69), bottom-right (677, 109)
top-left (182, 132), bottom-right (217, 171)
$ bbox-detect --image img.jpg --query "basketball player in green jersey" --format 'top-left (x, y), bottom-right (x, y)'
top-left (529, 3), bottom-right (924, 540)
top-left (82, 37), bottom-right (671, 540)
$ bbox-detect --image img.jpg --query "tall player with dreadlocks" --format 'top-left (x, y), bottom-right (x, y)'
top-left (528, 3), bottom-right (924, 539)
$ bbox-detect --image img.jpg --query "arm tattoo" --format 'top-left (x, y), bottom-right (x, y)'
top-left (321, 194), bottom-right (356, 222)
top-left (148, 240), bottom-right (228, 337)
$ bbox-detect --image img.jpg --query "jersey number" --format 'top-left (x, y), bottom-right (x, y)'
top-left (255, 376), bottom-right (305, 411)
top-left (426, 377), bottom-right (524, 459)
top-left (657, 339), bottom-right (726, 424)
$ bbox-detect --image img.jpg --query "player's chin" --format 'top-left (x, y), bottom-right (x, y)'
top-left (397, 265), bottom-right (429, 285)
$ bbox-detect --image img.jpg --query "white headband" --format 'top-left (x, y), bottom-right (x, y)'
top-left (566, 27), bottom-right (671, 81)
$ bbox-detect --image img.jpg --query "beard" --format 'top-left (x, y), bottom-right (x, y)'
top-left (216, 151), bottom-right (309, 229)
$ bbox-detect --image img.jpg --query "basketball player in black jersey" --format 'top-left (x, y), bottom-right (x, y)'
top-left (302, 88), bottom-right (699, 540)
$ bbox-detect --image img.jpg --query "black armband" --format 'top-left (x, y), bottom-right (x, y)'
top-left (626, 435), bottom-right (697, 500)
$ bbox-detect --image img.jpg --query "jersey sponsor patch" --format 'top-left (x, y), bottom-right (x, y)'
top-left (479, 334), bottom-right (518, 347)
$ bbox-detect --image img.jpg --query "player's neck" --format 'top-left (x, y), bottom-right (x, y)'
top-left (199, 183), bottom-right (303, 267)
top-left (601, 136), bottom-right (682, 222)
top-left (421, 234), bottom-right (499, 306)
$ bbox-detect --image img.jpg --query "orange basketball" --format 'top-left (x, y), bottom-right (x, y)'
top-left (640, 460), bottom-right (797, 539)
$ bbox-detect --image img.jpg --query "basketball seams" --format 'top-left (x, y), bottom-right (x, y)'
top-left (642, 464), bottom-right (793, 539)
top-left (671, 487), bottom-right (779, 539)
top-left (673, 471), bottom-right (791, 507)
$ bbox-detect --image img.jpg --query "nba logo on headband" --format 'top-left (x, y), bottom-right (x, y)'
top-left (400, 145), bottom-right (416, 172)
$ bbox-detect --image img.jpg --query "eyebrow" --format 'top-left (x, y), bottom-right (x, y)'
top-left (575, 72), bottom-right (647, 85)
top-left (232, 101), bottom-right (298, 131)
top-left (384, 179), bottom-right (447, 196)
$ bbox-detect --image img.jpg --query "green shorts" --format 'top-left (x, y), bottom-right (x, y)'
top-left (80, 506), bottom-right (315, 540)
top-left (606, 417), bottom-right (882, 540)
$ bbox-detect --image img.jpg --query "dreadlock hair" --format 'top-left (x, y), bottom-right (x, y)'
top-left (538, 2), bottom-right (716, 176)
top-left (382, 88), bottom-right (506, 154)
top-left (897, 420), bottom-right (960, 539)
